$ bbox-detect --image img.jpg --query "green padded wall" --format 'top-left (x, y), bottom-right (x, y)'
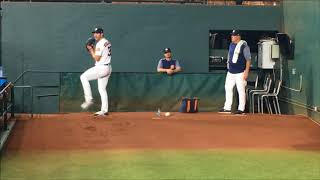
top-left (60, 73), bottom-right (226, 112)
top-left (1, 2), bottom-right (281, 113)
top-left (2, 2), bottom-right (281, 77)
top-left (280, 0), bottom-right (320, 121)
top-left (12, 72), bottom-right (60, 113)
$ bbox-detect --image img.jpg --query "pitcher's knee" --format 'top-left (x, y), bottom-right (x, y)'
top-left (80, 74), bottom-right (86, 82)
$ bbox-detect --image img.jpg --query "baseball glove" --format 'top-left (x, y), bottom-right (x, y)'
top-left (85, 37), bottom-right (96, 51)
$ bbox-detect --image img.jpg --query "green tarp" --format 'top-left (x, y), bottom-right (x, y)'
top-left (60, 73), bottom-right (226, 112)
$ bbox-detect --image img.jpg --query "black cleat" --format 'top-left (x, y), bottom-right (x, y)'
top-left (218, 109), bottom-right (232, 114)
top-left (234, 110), bottom-right (245, 115)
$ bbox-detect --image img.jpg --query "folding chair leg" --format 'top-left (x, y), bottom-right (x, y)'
top-left (250, 92), bottom-right (254, 113)
top-left (260, 96), bottom-right (263, 114)
top-left (272, 97), bottom-right (278, 114)
top-left (252, 93), bottom-right (255, 114)
top-left (275, 96), bottom-right (281, 114)
top-left (263, 96), bottom-right (271, 114)
top-left (258, 95), bottom-right (261, 113)
top-left (267, 98), bottom-right (272, 114)
top-left (249, 91), bottom-right (252, 113)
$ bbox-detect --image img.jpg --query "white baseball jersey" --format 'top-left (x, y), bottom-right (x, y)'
top-left (95, 38), bottom-right (111, 66)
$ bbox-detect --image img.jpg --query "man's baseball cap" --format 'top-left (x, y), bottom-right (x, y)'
top-left (230, 30), bottom-right (241, 36)
top-left (163, 48), bottom-right (171, 53)
top-left (92, 27), bottom-right (104, 34)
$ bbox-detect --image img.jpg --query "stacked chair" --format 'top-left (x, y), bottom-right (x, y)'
top-left (260, 80), bottom-right (282, 114)
top-left (248, 73), bottom-right (282, 114)
top-left (249, 75), bottom-right (272, 113)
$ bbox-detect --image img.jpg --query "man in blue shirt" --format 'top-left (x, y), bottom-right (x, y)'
top-left (219, 30), bottom-right (251, 114)
top-left (157, 48), bottom-right (182, 75)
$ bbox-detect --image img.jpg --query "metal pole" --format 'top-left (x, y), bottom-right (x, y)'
top-left (31, 87), bottom-right (33, 118)
top-left (11, 86), bottom-right (14, 118)
top-left (58, 72), bottom-right (61, 113)
top-left (3, 92), bottom-right (7, 130)
top-left (1, 95), bottom-right (3, 131)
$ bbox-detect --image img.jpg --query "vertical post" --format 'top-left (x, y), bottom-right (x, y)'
top-left (3, 92), bottom-right (7, 130)
top-left (31, 87), bottom-right (33, 118)
top-left (58, 72), bottom-right (61, 113)
top-left (22, 72), bottom-right (25, 113)
top-left (11, 86), bottom-right (14, 118)
top-left (0, 95), bottom-right (3, 131)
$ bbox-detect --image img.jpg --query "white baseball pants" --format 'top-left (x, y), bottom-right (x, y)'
top-left (223, 72), bottom-right (247, 111)
top-left (80, 65), bottom-right (112, 112)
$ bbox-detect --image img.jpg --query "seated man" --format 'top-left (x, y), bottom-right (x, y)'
top-left (157, 48), bottom-right (182, 75)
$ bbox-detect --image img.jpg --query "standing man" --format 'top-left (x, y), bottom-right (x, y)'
top-left (80, 27), bottom-right (112, 116)
top-left (219, 30), bottom-right (251, 114)
top-left (157, 48), bottom-right (182, 75)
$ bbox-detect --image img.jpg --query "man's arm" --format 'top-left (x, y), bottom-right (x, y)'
top-left (157, 60), bottom-right (169, 73)
top-left (243, 46), bottom-right (251, 80)
top-left (87, 45), bottom-right (101, 62)
top-left (227, 52), bottom-right (230, 70)
top-left (158, 68), bottom-right (170, 73)
top-left (244, 60), bottom-right (251, 80)
top-left (173, 67), bottom-right (182, 73)
top-left (173, 60), bottom-right (182, 73)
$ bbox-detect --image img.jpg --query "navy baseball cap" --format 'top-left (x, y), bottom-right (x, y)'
top-left (163, 48), bottom-right (171, 53)
top-left (230, 30), bottom-right (241, 36)
top-left (92, 27), bottom-right (104, 34)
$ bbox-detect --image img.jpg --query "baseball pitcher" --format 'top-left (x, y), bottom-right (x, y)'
top-left (80, 27), bottom-right (112, 116)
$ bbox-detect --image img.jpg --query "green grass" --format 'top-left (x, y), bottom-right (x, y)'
top-left (1, 150), bottom-right (320, 180)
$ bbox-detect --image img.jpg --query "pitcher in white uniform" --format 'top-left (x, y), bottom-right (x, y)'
top-left (80, 27), bottom-right (112, 116)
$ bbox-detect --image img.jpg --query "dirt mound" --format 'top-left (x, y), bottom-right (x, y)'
top-left (4, 112), bottom-right (320, 152)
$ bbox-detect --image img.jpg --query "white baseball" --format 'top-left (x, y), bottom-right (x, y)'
top-left (165, 112), bottom-right (171, 117)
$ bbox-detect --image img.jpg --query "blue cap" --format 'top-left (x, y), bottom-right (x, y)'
top-left (230, 30), bottom-right (241, 36)
top-left (92, 27), bottom-right (104, 34)
top-left (163, 48), bottom-right (171, 53)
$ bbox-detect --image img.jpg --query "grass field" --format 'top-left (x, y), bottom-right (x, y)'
top-left (1, 149), bottom-right (320, 180)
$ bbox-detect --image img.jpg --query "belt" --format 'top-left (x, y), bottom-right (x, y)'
top-left (104, 63), bottom-right (110, 66)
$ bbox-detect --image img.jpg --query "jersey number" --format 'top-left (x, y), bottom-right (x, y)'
top-left (104, 42), bottom-right (111, 56)
top-left (108, 45), bottom-right (111, 56)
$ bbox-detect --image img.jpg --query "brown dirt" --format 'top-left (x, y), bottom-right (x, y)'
top-left (4, 112), bottom-right (320, 152)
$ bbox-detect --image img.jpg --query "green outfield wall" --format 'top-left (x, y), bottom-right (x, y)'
top-left (1, 2), bottom-right (281, 113)
top-left (3, 2), bottom-right (319, 121)
top-left (279, 0), bottom-right (320, 121)
top-left (1, 2), bottom-right (281, 75)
